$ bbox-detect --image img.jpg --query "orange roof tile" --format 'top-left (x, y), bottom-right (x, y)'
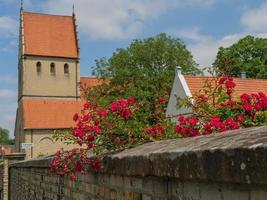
top-left (23, 12), bottom-right (78, 58)
top-left (80, 77), bottom-right (108, 88)
top-left (184, 76), bottom-right (267, 98)
top-left (22, 99), bottom-right (83, 129)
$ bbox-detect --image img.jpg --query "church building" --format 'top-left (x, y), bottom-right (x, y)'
top-left (14, 8), bottom-right (99, 159)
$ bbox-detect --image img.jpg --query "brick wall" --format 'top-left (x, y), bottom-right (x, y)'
top-left (8, 126), bottom-right (267, 200)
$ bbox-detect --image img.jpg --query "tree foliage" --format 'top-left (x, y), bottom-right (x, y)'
top-left (214, 35), bottom-right (267, 78)
top-left (0, 128), bottom-right (14, 145)
top-left (92, 33), bottom-right (200, 102)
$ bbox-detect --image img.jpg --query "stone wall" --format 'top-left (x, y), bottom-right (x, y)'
top-left (9, 126), bottom-right (267, 200)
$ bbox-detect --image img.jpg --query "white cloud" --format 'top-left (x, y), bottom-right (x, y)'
top-left (0, 89), bottom-right (16, 98)
top-left (42, 0), bottom-right (216, 40)
top-left (0, 16), bottom-right (18, 38)
top-left (242, 3), bottom-right (267, 33)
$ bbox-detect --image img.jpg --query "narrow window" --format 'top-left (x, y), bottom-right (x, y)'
top-left (36, 62), bottom-right (41, 73)
top-left (64, 63), bottom-right (69, 74)
top-left (50, 63), bottom-right (56, 75)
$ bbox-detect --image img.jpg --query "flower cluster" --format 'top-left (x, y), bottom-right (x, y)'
top-left (109, 98), bottom-right (136, 120)
top-left (146, 124), bottom-right (165, 138)
top-left (175, 76), bottom-right (267, 137)
top-left (52, 76), bottom-right (267, 181)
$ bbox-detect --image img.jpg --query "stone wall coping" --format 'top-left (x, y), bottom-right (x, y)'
top-left (10, 126), bottom-right (267, 185)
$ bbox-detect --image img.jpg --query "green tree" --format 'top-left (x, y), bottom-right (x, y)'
top-left (85, 33), bottom-right (199, 125)
top-left (214, 35), bottom-right (267, 78)
top-left (92, 33), bottom-right (200, 101)
top-left (0, 127), bottom-right (12, 145)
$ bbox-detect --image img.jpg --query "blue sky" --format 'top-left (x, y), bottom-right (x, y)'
top-left (0, 0), bottom-right (267, 136)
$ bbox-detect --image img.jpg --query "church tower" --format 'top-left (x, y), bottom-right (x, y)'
top-left (15, 7), bottom-right (82, 158)
top-left (18, 8), bottom-right (80, 100)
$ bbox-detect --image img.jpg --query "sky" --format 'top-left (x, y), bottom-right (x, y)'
top-left (0, 0), bottom-right (267, 137)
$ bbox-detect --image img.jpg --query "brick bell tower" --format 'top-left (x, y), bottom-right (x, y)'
top-left (14, 4), bottom-right (81, 156)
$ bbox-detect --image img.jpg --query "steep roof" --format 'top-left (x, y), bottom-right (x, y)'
top-left (184, 76), bottom-right (267, 98)
top-left (22, 99), bottom-right (83, 129)
top-left (23, 12), bottom-right (78, 58)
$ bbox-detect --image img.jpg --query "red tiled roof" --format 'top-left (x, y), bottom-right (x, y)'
top-left (184, 76), bottom-right (267, 98)
top-left (22, 99), bottom-right (83, 129)
top-left (80, 77), bottom-right (108, 88)
top-left (23, 12), bottom-right (78, 58)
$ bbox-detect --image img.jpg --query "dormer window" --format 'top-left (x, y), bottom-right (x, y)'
top-left (50, 63), bottom-right (56, 75)
top-left (64, 63), bottom-right (69, 74)
top-left (36, 62), bottom-right (41, 73)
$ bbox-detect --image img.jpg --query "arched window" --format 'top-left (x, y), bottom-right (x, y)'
top-left (50, 63), bottom-right (56, 75)
top-left (36, 62), bottom-right (41, 73)
top-left (64, 63), bottom-right (69, 74)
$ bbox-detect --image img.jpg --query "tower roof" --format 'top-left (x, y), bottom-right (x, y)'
top-left (23, 11), bottom-right (79, 58)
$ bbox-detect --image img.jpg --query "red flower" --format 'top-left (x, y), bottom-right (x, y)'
top-left (178, 115), bottom-right (187, 125)
top-left (93, 126), bottom-right (101, 134)
top-left (254, 103), bottom-right (262, 111)
top-left (52, 159), bottom-right (60, 167)
top-left (84, 125), bottom-right (91, 132)
top-left (225, 80), bottom-right (236, 89)
top-left (75, 162), bottom-right (83, 172)
top-left (121, 109), bottom-right (132, 120)
top-left (127, 97), bottom-right (136, 104)
top-left (82, 114), bottom-right (90, 122)
top-left (87, 142), bottom-right (94, 149)
top-left (242, 103), bottom-right (253, 112)
top-left (218, 76), bottom-right (227, 84)
top-left (109, 101), bottom-right (118, 112)
top-left (240, 93), bottom-right (250, 102)
top-left (237, 115), bottom-right (245, 122)
top-left (84, 102), bottom-right (90, 109)
top-left (91, 161), bottom-right (102, 169)
top-left (73, 113), bottom-right (79, 122)
top-left (188, 117), bottom-right (198, 126)
top-left (157, 97), bottom-right (166, 104)
top-left (98, 109), bottom-right (108, 117)
top-left (77, 121), bottom-right (83, 128)
top-left (118, 99), bottom-right (128, 108)
top-left (210, 116), bottom-right (221, 127)
top-left (174, 125), bottom-right (182, 133)
top-left (69, 174), bottom-right (77, 181)
top-left (87, 134), bottom-right (94, 141)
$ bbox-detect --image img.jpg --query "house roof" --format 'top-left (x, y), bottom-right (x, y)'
top-left (184, 76), bottom-right (267, 98)
top-left (22, 99), bottom-right (83, 129)
top-left (23, 12), bottom-right (78, 58)
top-left (80, 77), bottom-right (107, 88)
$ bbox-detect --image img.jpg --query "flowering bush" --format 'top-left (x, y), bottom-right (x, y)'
top-left (174, 76), bottom-right (267, 137)
top-left (51, 96), bottom-right (175, 180)
top-left (51, 76), bottom-right (267, 180)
